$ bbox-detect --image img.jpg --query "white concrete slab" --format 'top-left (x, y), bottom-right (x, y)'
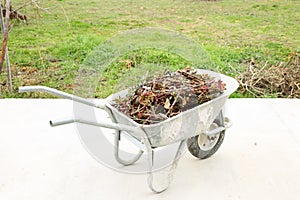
top-left (0, 99), bottom-right (299, 199)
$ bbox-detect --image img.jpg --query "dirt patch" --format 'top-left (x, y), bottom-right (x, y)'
top-left (0, 64), bottom-right (74, 98)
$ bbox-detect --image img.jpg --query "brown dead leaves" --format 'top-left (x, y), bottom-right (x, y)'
top-left (113, 68), bottom-right (226, 125)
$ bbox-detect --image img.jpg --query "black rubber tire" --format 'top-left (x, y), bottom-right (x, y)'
top-left (186, 119), bottom-right (225, 159)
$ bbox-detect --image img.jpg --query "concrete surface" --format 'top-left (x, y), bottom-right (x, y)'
top-left (0, 99), bottom-right (299, 200)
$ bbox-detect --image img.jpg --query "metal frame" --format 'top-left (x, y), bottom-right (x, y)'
top-left (19, 85), bottom-right (230, 193)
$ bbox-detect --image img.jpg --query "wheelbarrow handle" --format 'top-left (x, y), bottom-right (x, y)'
top-left (19, 86), bottom-right (106, 109)
top-left (50, 116), bottom-right (146, 139)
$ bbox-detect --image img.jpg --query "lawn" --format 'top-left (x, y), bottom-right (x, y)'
top-left (0, 0), bottom-right (299, 98)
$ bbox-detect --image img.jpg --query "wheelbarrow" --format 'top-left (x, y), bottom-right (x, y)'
top-left (19, 69), bottom-right (239, 193)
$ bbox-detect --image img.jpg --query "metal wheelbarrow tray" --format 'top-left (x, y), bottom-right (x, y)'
top-left (19, 69), bottom-right (239, 193)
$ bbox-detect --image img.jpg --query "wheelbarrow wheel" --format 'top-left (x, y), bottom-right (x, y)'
top-left (186, 119), bottom-right (225, 159)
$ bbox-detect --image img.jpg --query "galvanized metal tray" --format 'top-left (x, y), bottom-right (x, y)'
top-left (106, 69), bottom-right (239, 147)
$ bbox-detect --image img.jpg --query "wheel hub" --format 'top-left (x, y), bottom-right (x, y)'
top-left (198, 123), bottom-right (220, 151)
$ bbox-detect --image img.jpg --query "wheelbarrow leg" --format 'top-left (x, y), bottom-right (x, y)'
top-left (146, 139), bottom-right (186, 193)
top-left (104, 107), bottom-right (144, 166)
top-left (114, 130), bottom-right (144, 166)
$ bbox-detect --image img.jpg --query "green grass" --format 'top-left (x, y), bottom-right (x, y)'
top-left (0, 0), bottom-right (299, 98)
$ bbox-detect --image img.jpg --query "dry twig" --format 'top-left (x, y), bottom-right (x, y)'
top-left (0, 0), bottom-right (12, 91)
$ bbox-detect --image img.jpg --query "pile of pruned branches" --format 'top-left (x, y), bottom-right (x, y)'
top-left (237, 53), bottom-right (300, 98)
top-left (113, 68), bottom-right (226, 125)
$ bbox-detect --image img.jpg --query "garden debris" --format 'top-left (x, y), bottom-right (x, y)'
top-left (1, 4), bottom-right (27, 23)
top-left (113, 68), bottom-right (226, 125)
top-left (237, 53), bottom-right (300, 98)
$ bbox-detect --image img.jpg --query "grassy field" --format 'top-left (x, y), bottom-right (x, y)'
top-left (0, 0), bottom-right (299, 98)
